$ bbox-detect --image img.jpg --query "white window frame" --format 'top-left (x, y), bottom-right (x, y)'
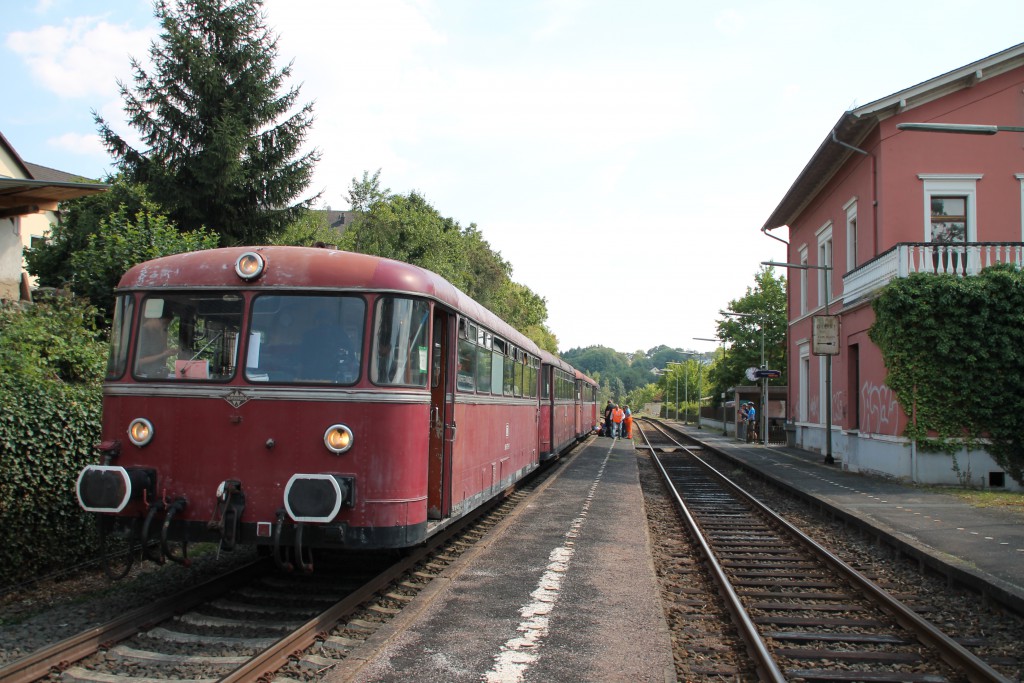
top-left (844, 197), bottom-right (858, 272)
top-left (1016, 174), bottom-right (1024, 241)
top-left (815, 221), bottom-right (833, 310)
top-left (818, 355), bottom-right (830, 427)
top-left (918, 174), bottom-right (981, 242)
top-left (798, 246), bottom-right (808, 315)
top-left (798, 344), bottom-right (809, 423)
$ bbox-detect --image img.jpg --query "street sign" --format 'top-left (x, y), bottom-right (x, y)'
top-left (754, 369), bottom-right (781, 379)
top-left (812, 315), bottom-right (840, 356)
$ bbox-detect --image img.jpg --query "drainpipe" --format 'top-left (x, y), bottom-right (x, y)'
top-left (830, 128), bottom-right (879, 258)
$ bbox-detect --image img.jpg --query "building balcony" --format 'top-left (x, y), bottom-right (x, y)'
top-left (842, 241), bottom-right (1024, 306)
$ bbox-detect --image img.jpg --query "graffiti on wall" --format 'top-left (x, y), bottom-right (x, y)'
top-left (861, 381), bottom-right (901, 435)
top-left (832, 390), bottom-right (846, 421)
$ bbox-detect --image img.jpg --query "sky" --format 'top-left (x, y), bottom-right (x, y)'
top-left (4, 1), bottom-right (1024, 356)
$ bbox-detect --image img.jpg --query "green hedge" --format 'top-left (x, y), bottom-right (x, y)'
top-left (0, 298), bottom-right (106, 588)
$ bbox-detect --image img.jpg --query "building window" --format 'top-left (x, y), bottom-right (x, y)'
top-left (919, 174), bottom-right (980, 242)
top-left (798, 246), bottom-right (808, 315)
top-left (819, 355), bottom-right (829, 427)
top-left (1016, 174), bottom-right (1024, 241)
top-left (844, 198), bottom-right (858, 271)
top-left (930, 196), bottom-right (967, 243)
top-left (816, 222), bottom-right (832, 309)
top-left (798, 345), bottom-right (809, 423)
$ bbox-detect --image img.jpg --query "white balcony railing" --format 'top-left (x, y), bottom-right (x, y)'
top-left (843, 242), bottom-right (1024, 305)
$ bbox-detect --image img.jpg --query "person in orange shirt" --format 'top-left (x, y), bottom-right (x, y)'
top-left (622, 405), bottom-right (633, 439)
top-left (611, 404), bottom-right (625, 437)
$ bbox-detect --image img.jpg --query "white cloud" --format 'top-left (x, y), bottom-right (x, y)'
top-left (47, 131), bottom-right (104, 156)
top-left (6, 16), bottom-right (152, 99)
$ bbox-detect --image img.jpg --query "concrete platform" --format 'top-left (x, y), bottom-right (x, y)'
top-left (329, 435), bottom-right (676, 683)
top-left (668, 421), bottom-right (1024, 614)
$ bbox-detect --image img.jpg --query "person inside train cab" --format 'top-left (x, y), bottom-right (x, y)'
top-left (136, 309), bottom-right (177, 377)
top-left (300, 321), bottom-right (355, 383)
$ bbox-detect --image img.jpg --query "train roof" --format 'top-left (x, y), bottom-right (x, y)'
top-left (540, 349), bottom-right (597, 387)
top-left (118, 246), bottom-right (541, 356)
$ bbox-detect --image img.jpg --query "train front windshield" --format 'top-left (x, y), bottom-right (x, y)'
top-left (107, 292), bottom-right (367, 384)
top-left (128, 294), bottom-right (245, 381)
top-left (247, 295), bottom-right (366, 384)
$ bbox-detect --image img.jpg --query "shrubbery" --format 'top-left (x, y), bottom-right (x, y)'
top-left (0, 297), bottom-right (107, 588)
top-left (870, 264), bottom-right (1024, 485)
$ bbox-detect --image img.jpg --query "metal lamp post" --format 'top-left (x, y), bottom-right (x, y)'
top-left (665, 361), bottom-right (682, 421)
top-left (693, 337), bottom-right (720, 430)
top-left (666, 353), bottom-right (697, 424)
top-left (763, 260), bottom-right (835, 464)
top-left (695, 336), bottom-right (727, 434)
top-left (897, 122), bottom-right (1024, 135)
top-left (720, 311), bottom-right (766, 444)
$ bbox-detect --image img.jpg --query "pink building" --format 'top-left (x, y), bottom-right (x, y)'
top-left (763, 43), bottom-right (1024, 490)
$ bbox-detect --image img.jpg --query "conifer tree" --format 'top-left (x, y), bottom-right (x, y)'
top-left (95, 0), bottom-right (320, 244)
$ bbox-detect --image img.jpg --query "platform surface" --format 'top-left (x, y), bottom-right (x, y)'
top-left (331, 435), bottom-right (676, 683)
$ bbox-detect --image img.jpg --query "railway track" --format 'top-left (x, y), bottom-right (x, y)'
top-left (636, 419), bottom-right (1011, 683)
top-left (0, 450), bottom-right (568, 683)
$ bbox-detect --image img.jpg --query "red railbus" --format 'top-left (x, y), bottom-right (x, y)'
top-left (76, 246), bottom-right (555, 571)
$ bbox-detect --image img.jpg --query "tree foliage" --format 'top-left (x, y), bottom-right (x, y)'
top-left (95, 0), bottom-right (320, 244)
top-left (337, 178), bottom-right (555, 349)
top-left (870, 265), bottom-right (1024, 485)
top-left (271, 208), bottom-right (342, 247)
top-left (705, 266), bottom-right (787, 406)
top-left (25, 175), bottom-right (150, 289)
top-left (0, 298), bottom-right (107, 587)
top-left (68, 200), bottom-right (220, 317)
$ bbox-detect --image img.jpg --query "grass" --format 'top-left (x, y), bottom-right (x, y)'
top-left (925, 486), bottom-right (1024, 516)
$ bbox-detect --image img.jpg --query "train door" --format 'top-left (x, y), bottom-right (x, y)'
top-left (427, 309), bottom-right (454, 519)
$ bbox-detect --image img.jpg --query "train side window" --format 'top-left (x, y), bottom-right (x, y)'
top-left (514, 354), bottom-right (524, 397)
top-left (491, 338), bottom-right (505, 395)
top-left (371, 297), bottom-right (430, 387)
top-left (457, 337), bottom-right (475, 392)
top-left (476, 331), bottom-right (492, 394)
top-left (106, 294), bottom-right (134, 380)
top-left (503, 346), bottom-right (515, 396)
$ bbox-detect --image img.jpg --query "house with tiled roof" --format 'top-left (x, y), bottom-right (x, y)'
top-left (0, 132), bottom-right (107, 300)
top-left (763, 42), bottom-right (1024, 490)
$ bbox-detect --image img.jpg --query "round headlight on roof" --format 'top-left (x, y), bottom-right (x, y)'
top-left (128, 418), bottom-right (154, 447)
top-left (324, 424), bottom-right (354, 454)
top-left (235, 252), bottom-right (265, 281)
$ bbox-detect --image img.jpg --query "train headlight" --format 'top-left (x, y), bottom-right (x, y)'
top-left (128, 418), bottom-right (154, 447)
top-left (234, 252), bottom-right (265, 281)
top-left (324, 424), bottom-right (354, 454)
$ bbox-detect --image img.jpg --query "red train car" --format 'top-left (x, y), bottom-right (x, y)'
top-left (76, 246), bottom-right (545, 570)
top-left (539, 351), bottom-right (577, 460)
top-left (576, 369), bottom-right (599, 437)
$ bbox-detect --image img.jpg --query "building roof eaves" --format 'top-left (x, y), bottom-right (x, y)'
top-left (762, 41), bottom-right (1024, 233)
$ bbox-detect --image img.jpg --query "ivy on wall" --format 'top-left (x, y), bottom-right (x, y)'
top-left (0, 297), bottom-right (106, 588)
top-left (869, 264), bottom-right (1024, 485)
